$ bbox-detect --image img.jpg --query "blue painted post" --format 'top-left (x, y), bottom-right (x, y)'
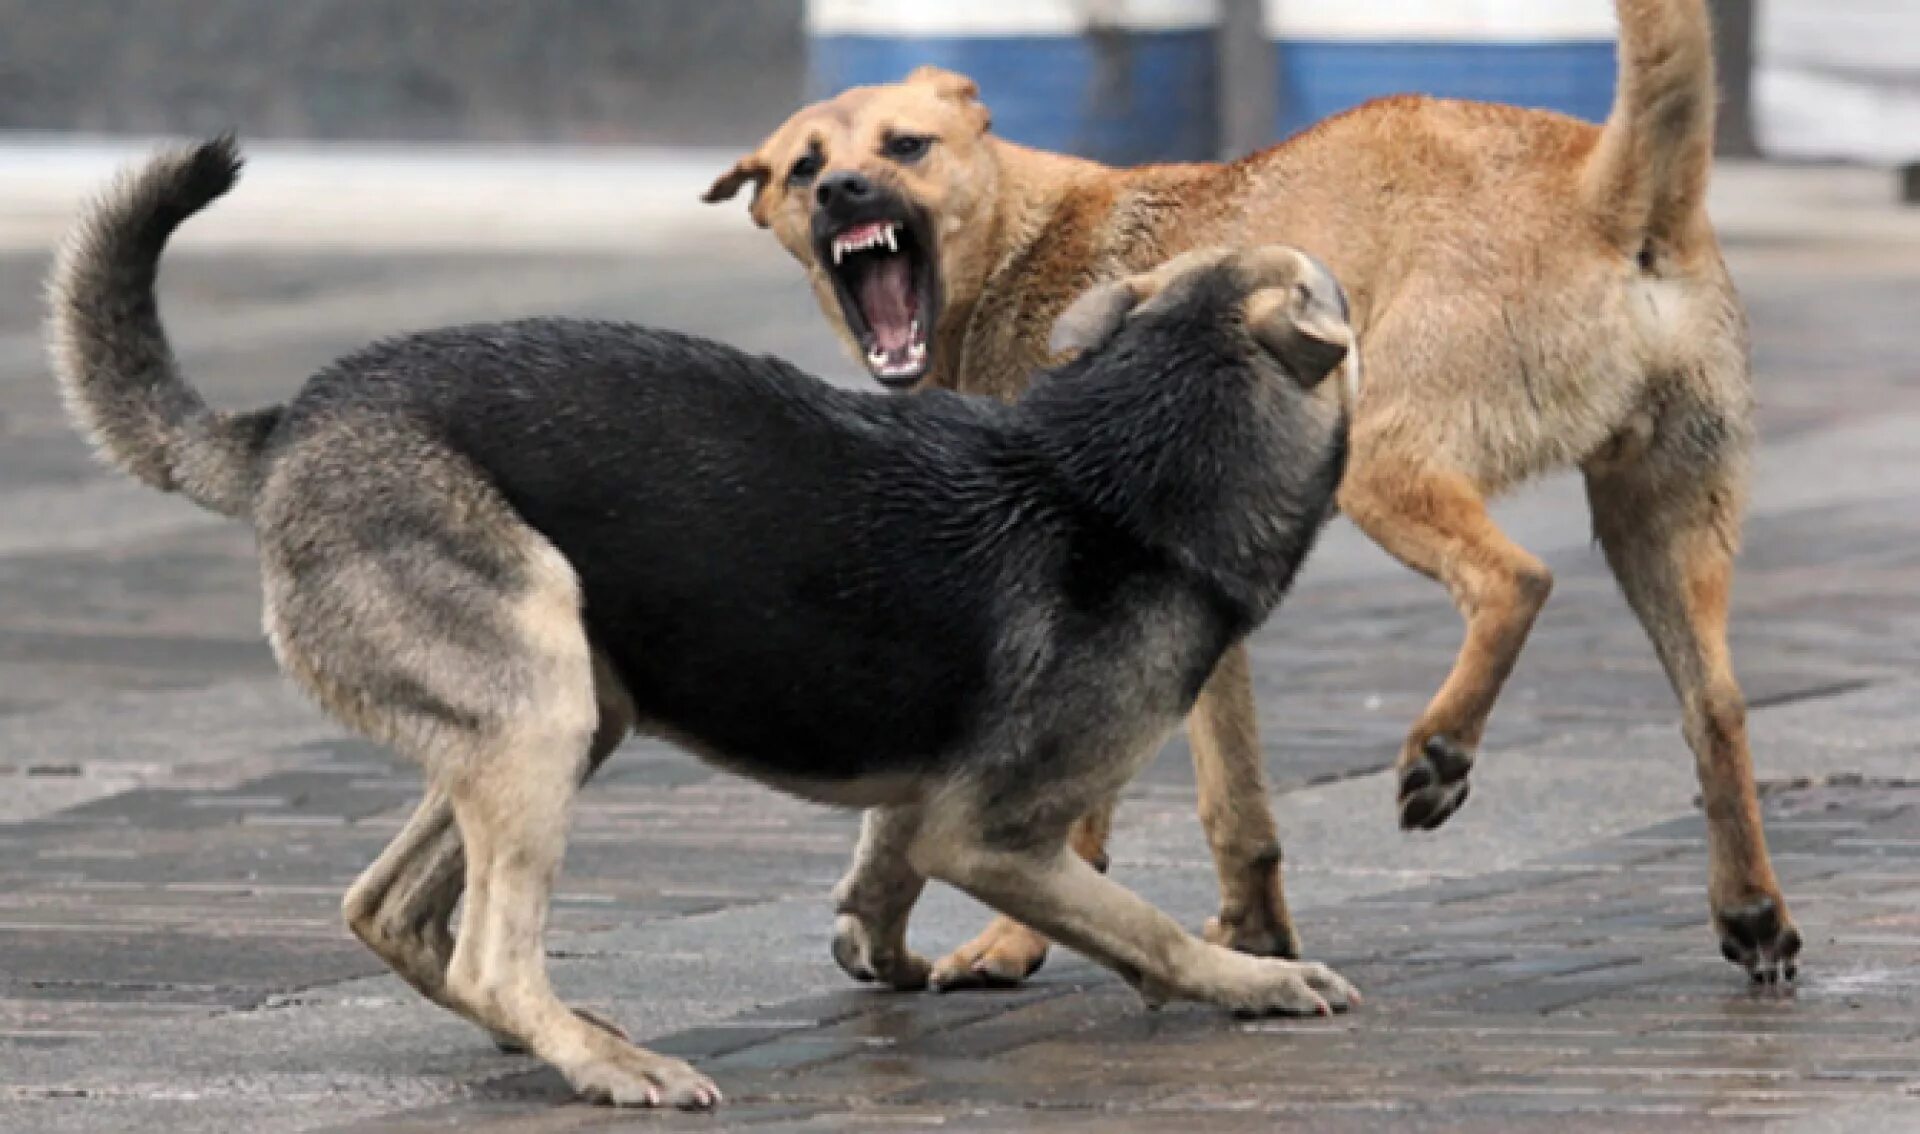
top-left (807, 1), bottom-right (1222, 164)
top-left (1263, 1), bottom-right (1619, 139)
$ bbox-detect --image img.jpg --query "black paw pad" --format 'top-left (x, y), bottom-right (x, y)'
top-left (1422, 736), bottom-right (1475, 783)
top-left (1714, 896), bottom-right (1803, 984)
top-left (1397, 737), bottom-right (1475, 832)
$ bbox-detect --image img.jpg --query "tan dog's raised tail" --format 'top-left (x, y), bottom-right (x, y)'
top-left (709, 0), bottom-right (1801, 989)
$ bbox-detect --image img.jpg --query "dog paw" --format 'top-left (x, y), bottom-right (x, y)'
top-left (562, 1048), bottom-right (722, 1110)
top-left (1204, 907), bottom-right (1301, 960)
top-left (830, 913), bottom-right (930, 991)
top-left (1220, 958), bottom-right (1360, 1018)
top-left (1715, 895), bottom-right (1803, 985)
top-left (929, 917), bottom-right (1050, 991)
top-left (1398, 735), bottom-right (1475, 831)
top-left (492, 1005), bottom-right (630, 1055)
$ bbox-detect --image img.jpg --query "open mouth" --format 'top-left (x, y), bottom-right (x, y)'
top-left (817, 215), bottom-right (938, 388)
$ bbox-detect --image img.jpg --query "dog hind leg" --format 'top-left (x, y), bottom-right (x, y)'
top-left (831, 805), bottom-right (932, 990)
top-left (342, 786), bottom-right (464, 1006)
top-left (344, 649), bottom-right (637, 1051)
top-left (420, 552), bottom-right (714, 1107)
top-left (1585, 427), bottom-right (1798, 982)
top-left (265, 445), bottom-right (705, 1106)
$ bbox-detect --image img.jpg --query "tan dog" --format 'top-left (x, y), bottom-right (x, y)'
top-left (707, 0), bottom-right (1802, 989)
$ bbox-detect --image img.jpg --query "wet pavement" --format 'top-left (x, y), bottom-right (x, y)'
top-left (2, 163), bottom-right (1920, 1131)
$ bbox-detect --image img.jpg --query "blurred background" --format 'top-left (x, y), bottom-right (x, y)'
top-left (2, 0), bottom-right (1917, 172)
top-left (4, 6), bottom-right (1920, 1128)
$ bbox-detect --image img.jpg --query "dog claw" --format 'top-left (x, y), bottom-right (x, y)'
top-left (1222, 957), bottom-right (1359, 1017)
top-left (563, 1049), bottom-right (720, 1109)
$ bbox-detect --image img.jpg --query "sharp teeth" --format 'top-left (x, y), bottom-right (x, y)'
top-left (867, 346), bottom-right (886, 367)
top-left (908, 341), bottom-right (925, 360)
top-left (833, 243), bottom-right (845, 265)
top-left (883, 226), bottom-right (897, 252)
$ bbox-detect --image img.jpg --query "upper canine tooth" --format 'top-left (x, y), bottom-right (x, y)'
top-left (833, 242), bottom-right (845, 265)
top-left (883, 227), bottom-right (897, 252)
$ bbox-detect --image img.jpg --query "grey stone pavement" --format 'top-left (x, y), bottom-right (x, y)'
top-left (1, 149), bottom-right (1919, 1132)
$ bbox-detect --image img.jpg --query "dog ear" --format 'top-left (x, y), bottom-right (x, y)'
top-left (1245, 286), bottom-right (1359, 395)
top-left (702, 155), bottom-right (774, 228)
top-left (907, 66), bottom-right (992, 133)
top-left (1049, 279), bottom-right (1141, 357)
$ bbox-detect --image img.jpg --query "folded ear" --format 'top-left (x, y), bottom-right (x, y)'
top-left (907, 65), bottom-right (992, 133)
top-left (1049, 278), bottom-right (1141, 357)
top-left (702, 154), bottom-right (774, 227)
top-left (1245, 287), bottom-right (1357, 394)
top-left (908, 65), bottom-right (976, 100)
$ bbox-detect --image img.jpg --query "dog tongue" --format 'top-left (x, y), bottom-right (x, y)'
top-left (858, 254), bottom-right (916, 355)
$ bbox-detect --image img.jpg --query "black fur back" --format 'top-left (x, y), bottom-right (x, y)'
top-left (273, 276), bottom-right (1345, 783)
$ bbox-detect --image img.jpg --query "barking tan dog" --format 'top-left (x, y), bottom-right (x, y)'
top-left (707, 0), bottom-right (1802, 989)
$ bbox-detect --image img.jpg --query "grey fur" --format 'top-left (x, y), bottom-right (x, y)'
top-left (46, 135), bottom-right (278, 518)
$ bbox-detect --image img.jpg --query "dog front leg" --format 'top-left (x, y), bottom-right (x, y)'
top-left (1190, 644), bottom-right (1301, 959)
top-left (830, 805), bottom-right (932, 990)
top-left (926, 804), bottom-right (1111, 990)
top-left (919, 835), bottom-right (1357, 1017)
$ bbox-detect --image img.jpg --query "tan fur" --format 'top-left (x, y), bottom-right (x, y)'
top-left (712, 0), bottom-right (1798, 981)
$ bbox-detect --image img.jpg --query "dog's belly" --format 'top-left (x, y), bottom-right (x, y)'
top-left (582, 568), bottom-right (994, 785)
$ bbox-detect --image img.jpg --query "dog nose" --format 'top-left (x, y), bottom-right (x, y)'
top-left (815, 170), bottom-right (875, 211)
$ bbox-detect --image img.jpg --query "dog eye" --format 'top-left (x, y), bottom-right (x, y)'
top-left (787, 152), bottom-right (822, 186)
top-left (883, 134), bottom-right (933, 162)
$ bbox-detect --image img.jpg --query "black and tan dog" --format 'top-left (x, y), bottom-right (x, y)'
top-left (707, 0), bottom-right (1801, 988)
top-left (50, 140), bottom-right (1361, 1109)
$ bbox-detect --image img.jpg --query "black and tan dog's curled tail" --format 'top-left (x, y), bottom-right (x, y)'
top-left (46, 135), bottom-right (281, 520)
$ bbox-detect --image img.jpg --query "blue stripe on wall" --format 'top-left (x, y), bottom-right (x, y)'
top-left (809, 32), bottom-right (1217, 164)
top-left (1274, 41), bottom-right (1617, 138)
